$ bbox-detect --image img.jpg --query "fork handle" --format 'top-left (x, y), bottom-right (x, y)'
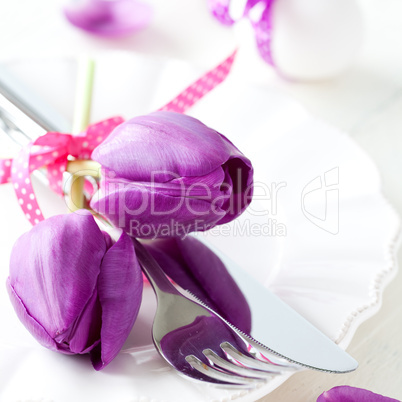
top-left (133, 239), bottom-right (181, 297)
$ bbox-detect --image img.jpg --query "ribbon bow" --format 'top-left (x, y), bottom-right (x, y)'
top-left (208, 0), bottom-right (275, 65)
top-left (0, 117), bottom-right (123, 226)
top-left (0, 50), bottom-right (236, 226)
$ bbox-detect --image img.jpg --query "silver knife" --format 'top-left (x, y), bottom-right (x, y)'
top-left (192, 235), bottom-right (358, 373)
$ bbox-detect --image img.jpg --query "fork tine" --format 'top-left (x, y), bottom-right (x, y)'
top-left (185, 355), bottom-right (265, 387)
top-left (203, 349), bottom-right (274, 380)
top-left (221, 342), bottom-right (298, 373)
top-left (135, 241), bottom-right (300, 386)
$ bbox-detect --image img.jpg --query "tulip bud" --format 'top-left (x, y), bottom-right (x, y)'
top-left (6, 210), bottom-right (143, 370)
top-left (143, 236), bottom-right (252, 334)
top-left (90, 111), bottom-right (254, 239)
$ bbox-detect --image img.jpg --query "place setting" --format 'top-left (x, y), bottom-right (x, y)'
top-left (0, 1), bottom-right (401, 401)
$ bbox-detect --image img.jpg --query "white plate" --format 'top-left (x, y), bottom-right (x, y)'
top-left (0, 54), bottom-right (399, 402)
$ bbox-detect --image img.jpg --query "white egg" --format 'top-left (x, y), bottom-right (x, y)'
top-left (233, 0), bottom-right (365, 81)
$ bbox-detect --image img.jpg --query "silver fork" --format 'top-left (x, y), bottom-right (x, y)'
top-left (134, 240), bottom-right (299, 387)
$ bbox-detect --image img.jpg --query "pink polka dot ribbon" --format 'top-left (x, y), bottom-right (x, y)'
top-left (207, 0), bottom-right (275, 66)
top-left (4, 116), bottom-right (123, 226)
top-left (0, 159), bottom-right (12, 185)
top-left (207, 0), bottom-right (236, 25)
top-left (159, 50), bottom-right (237, 114)
top-left (250, 0), bottom-right (275, 65)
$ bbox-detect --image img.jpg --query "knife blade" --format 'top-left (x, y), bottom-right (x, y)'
top-left (192, 234), bottom-right (358, 373)
top-left (0, 64), bottom-right (71, 135)
top-left (0, 64), bottom-right (73, 184)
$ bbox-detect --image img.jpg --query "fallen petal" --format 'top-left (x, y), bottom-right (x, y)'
top-left (317, 386), bottom-right (400, 402)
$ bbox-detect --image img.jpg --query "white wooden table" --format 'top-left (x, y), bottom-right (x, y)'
top-left (0, 0), bottom-right (401, 400)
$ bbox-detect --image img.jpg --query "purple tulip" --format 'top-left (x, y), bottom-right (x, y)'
top-left (317, 386), bottom-right (400, 402)
top-left (90, 111), bottom-right (254, 239)
top-left (6, 211), bottom-right (143, 370)
top-left (142, 236), bottom-right (252, 334)
top-left (63, 0), bottom-right (152, 38)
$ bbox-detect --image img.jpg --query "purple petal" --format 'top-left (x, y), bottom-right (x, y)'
top-left (91, 184), bottom-right (225, 238)
top-left (159, 167), bottom-right (226, 199)
top-left (6, 279), bottom-right (59, 352)
top-left (101, 166), bottom-right (226, 199)
top-left (218, 155), bottom-right (254, 224)
top-left (8, 211), bottom-right (106, 346)
top-left (62, 289), bottom-right (102, 354)
top-left (90, 231), bottom-right (143, 370)
top-left (317, 386), bottom-right (400, 402)
top-left (91, 111), bottom-right (244, 182)
top-left (144, 237), bottom-right (252, 334)
top-left (63, 0), bottom-right (152, 37)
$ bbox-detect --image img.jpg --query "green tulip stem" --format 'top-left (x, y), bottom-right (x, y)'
top-left (72, 57), bottom-right (95, 135)
top-left (68, 57), bottom-right (95, 212)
